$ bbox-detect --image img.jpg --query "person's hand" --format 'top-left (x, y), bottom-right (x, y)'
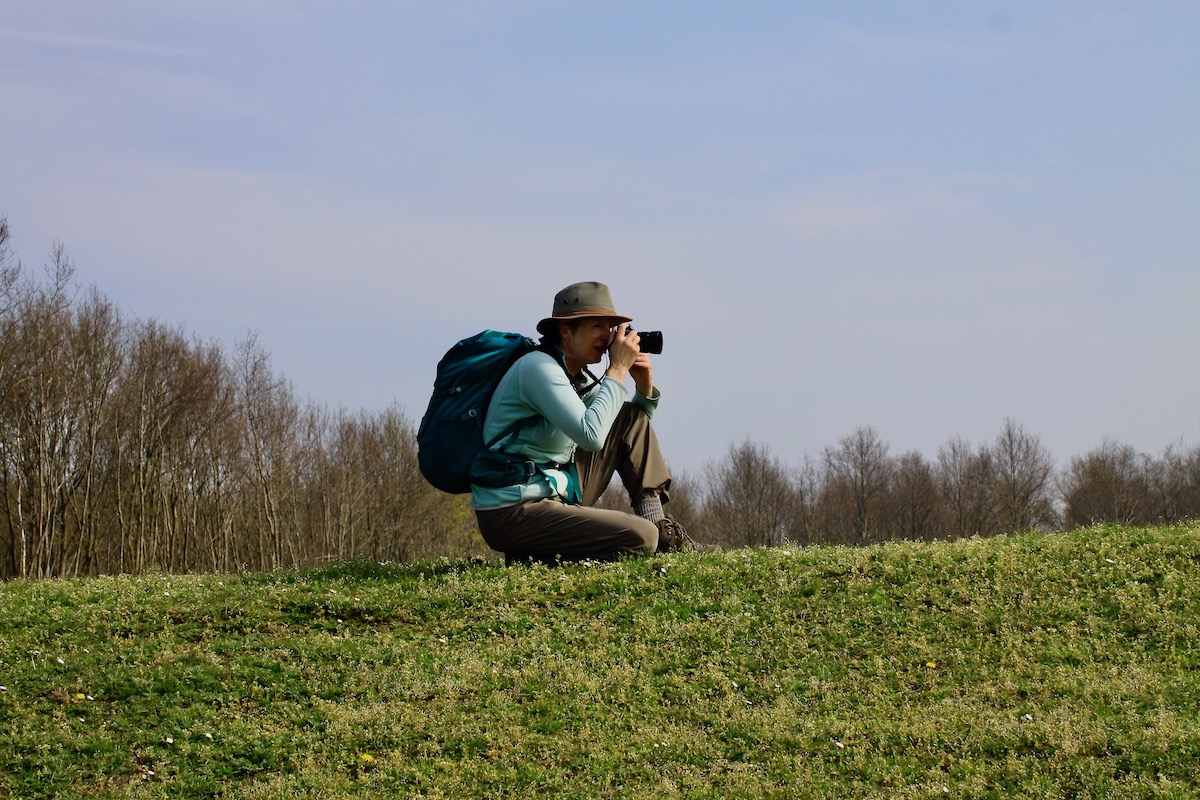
top-left (629, 352), bottom-right (654, 397)
top-left (605, 323), bottom-right (640, 381)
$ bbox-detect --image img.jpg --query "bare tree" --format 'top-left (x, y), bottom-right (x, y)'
top-left (1144, 440), bottom-right (1200, 523)
top-left (936, 436), bottom-right (996, 538)
top-left (191, 348), bottom-right (240, 573)
top-left (373, 404), bottom-right (485, 561)
top-left (0, 245), bottom-right (78, 577)
top-left (819, 426), bottom-right (891, 544)
top-left (886, 450), bottom-right (945, 541)
top-left (0, 216), bottom-right (20, 577)
top-left (234, 334), bottom-right (300, 571)
top-left (992, 418), bottom-right (1058, 533)
top-left (0, 216), bottom-right (19, 317)
top-left (663, 467), bottom-right (703, 536)
top-left (105, 320), bottom-right (226, 572)
top-left (787, 455), bottom-right (822, 545)
top-left (702, 439), bottom-right (799, 548)
top-left (1181, 442), bottom-right (1200, 520)
top-left (62, 287), bottom-right (124, 576)
top-left (1061, 439), bottom-right (1150, 527)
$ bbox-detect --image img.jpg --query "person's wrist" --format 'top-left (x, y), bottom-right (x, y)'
top-left (605, 366), bottom-right (629, 383)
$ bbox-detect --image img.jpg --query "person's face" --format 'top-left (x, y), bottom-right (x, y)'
top-left (560, 317), bottom-right (618, 371)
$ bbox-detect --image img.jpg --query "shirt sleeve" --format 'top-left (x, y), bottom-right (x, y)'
top-left (521, 356), bottom-right (629, 452)
top-left (632, 386), bottom-right (660, 417)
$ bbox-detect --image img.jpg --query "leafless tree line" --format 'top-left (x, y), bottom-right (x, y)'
top-left (5, 221), bottom-right (1198, 577)
top-left (1, 221), bottom-right (479, 579)
top-left (687, 422), bottom-right (1200, 550)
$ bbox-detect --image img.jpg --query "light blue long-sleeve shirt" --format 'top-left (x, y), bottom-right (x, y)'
top-left (469, 348), bottom-right (659, 510)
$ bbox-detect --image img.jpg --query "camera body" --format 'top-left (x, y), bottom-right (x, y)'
top-left (627, 327), bottom-right (663, 355)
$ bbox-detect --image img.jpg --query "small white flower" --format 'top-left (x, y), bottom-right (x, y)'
top-left (204, 732), bottom-right (213, 740)
top-left (835, 740), bottom-right (846, 749)
top-left (56, 657), bottom-right (65, 665)
top-left (165, 737), bottom-right (174, 745)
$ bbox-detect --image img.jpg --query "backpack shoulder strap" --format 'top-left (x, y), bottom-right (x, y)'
top-left (482, 345), bottom-right (545, 454)
top-left (535, 340), bottom-right (602, 397)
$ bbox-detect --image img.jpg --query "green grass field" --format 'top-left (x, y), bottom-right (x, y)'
top-left (2, 523), bottom-right (1198, 799)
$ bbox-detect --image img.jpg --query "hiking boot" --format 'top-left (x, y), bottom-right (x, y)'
top-left (655, 517), bottom-right (721, 553)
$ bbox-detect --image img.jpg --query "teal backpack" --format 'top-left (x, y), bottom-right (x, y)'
top-left (417, 330), bottom-right (539, 494)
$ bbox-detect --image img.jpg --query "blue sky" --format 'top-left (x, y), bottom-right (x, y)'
top-left (2, 1), bottom-right (1197, 474)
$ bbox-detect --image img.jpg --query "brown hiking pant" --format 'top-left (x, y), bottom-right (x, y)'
top-left (474, 404), bottom-right (671, 563)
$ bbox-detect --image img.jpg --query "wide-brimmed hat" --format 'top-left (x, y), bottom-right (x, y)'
top-left (536, 281), bottom-right (632, 336)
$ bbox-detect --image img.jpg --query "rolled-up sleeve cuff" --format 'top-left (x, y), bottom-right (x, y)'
top-left (632, 387), bottom-right (660, 416)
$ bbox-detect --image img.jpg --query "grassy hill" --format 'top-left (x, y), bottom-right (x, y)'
top-left (2, 524), bottom-right (1198, 799)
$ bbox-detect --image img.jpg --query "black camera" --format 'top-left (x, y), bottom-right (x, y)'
top-left (628, 327), bottom-right (663, 355)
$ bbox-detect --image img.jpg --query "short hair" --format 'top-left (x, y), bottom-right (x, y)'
top-left (540, 318), bottom-right (583, 347)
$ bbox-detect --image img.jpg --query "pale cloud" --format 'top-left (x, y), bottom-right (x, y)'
top-left (0, 25), bottom-right (202, 57)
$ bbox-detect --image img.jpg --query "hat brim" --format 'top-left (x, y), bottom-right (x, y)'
top-left (536, 310), bottom-right (633, 337)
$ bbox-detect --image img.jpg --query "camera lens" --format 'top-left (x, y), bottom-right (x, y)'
top-left (638, 331), bottom-right (663, 354)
